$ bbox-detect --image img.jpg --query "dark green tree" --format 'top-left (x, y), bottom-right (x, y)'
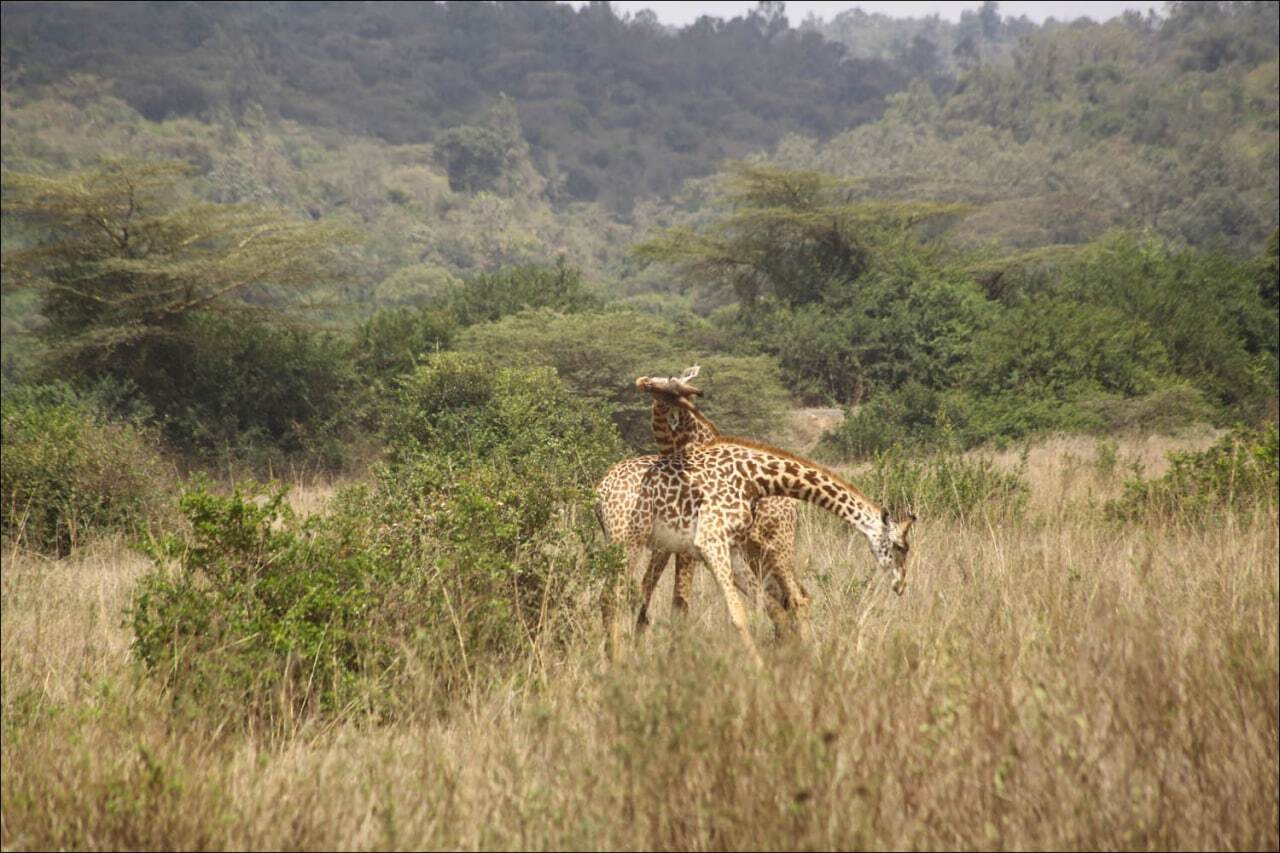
top-left (2, 160), bottom-right (359, 457)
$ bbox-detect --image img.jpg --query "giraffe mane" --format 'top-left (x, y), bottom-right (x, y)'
top-left (706, 435), bottom-right (881, 510)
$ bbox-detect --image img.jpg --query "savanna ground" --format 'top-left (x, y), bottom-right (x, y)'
top-left (2, 431), bottom-right (1277, 851)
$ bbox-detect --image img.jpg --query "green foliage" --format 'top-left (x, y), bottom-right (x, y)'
top-left (435, 124), bottom-right (513, 194)
top-left (788, 4), bottom-right (1278, 255)
top-left (0, 1), bottom-right (912, 210)
top-left (131, 481), bottom-right (398, 721)
top-left (1, 161), bottom-right (354, 369)
top-left (352, 305), bottom-right (456, 385)
top-left (752, 246), bottom-right (992, 403)
top-left (383, 352), bottom-right (623, 474)
top-left (119, 313), bottom-right (360, 466)
top-left (1, 384), bottom-right (172, 554)
top-left (1111, 424), bottom-right (1279, 520)
top-left (2, 160), bottom-right (363, 465)
top-left (635, 162), bottom-right (966, 310)
top-left (1040, 233), bottom-right (1278, 413)
top-left (457, 309), bottom-right (792, 450)
top-left (443, 259), bottom-right (599, 328)
top-left (131, 357), bottom-right (625, 723)
top-left (855, 442), bottom-right (1029, 523)
top-left (372, 353), bottom-right (624, 677)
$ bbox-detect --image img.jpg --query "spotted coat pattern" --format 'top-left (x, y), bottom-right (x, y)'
top-left (633, 385), bottom-right (808, 639)
top-left (615, 436), bottom-right (915, 666)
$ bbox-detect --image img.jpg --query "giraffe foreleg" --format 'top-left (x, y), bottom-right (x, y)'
top-left (762, 543), bottom-right (811, 643)
top-left (695, 529), bottom-right (764, 669)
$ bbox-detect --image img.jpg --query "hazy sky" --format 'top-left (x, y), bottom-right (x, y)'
top-left (563, 1), bottom-right (1165, 26)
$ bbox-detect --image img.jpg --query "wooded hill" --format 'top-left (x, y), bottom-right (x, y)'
top-left (1, 0), bottom-right (910, 210)
top-left (1, 1), bottom-right (1276, 472)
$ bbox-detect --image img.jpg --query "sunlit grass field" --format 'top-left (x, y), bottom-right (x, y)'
top-left (3, 433), bottom-right (1277, 850)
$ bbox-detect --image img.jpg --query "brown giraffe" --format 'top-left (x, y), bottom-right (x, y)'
top-left (611, 432), bottom-right (916, 667)
top-left (630, 369), bottom-right (809, 640)
top-left (594, 368), bottom-right (805, 637)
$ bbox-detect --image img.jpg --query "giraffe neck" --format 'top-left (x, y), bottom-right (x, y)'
top-left (651, 397), bottom-right (719, 455)
top-left (714, 438), bottom-right (883, 540)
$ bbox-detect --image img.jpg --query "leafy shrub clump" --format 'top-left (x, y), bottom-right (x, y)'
top-left (130, 355), bottom-right (625, 723)
top-left (854, 443), bottom-right (1030, 523)
top-left (131, 482), bottom-right (396, 721)
top-left (1, 384), bottom-right (173, 554)
top-left (1111, 424), bottom-right (1279, 521)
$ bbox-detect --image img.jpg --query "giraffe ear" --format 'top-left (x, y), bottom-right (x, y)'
top-left (881, 507), bottom-right (891, 528)
top-left (899, 514), bottom-right (915, 536)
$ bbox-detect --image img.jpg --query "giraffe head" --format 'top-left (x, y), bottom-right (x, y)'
top-left (635, 365), bottom-right (702, 400)
top-left (873, 508), bottom-right (916, 595)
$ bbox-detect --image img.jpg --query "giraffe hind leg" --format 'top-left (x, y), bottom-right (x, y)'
top-left (763, 543), bottom-right (811, 643)
top-left (636, 550), bottom-right (672, 630)
top-left (671, 553), bottom-right (695, 616)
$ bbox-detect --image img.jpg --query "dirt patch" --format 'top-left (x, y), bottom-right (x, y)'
top-left (781, 407), bottom-right (846, 454)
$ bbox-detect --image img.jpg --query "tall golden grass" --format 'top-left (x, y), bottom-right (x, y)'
top-left (2, 434), bottom-right (1276, 850)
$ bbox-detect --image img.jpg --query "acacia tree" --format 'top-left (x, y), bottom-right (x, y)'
top-left (633, 162), bottom-right (965, 310)
top-left (2, 160), bottom-right (355, 380)
top-left (2, 160), bottom-right (360, 455)
top-left (632, 162), bottom-right (973, 403)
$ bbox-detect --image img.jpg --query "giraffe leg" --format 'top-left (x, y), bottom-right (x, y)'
top-left (779, 507), bottom-right (812, 642)
top-left (605, 543), bottom-right (650, 662)
top-left (764, 544), bottom-right (812, 643)
top-left (636, 550), bottom-right (671, 630)
top-left (739, 544), bottom-right (790, 639)
top-left (671, 553), bottom-right (695, 616)
top-left (696, 531), bottom-right (764, 669)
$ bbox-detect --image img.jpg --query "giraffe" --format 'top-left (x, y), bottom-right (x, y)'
top-left (630, 369), bottom-right (809, 639)
top-left (613, 433), bottom-right (916, 667)
top-left (592, 368), bottom-right (807, 649)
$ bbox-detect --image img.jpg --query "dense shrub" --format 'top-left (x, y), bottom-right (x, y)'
top-left (442, 259), bottom-right (599, 328)
top-left (130, 355), bottom-right (625, 722)
top-left (1032, 234), bottom-right (1278, 415)
top-left (107, 313), bottom-right (361, 468)
top-left (131, 483), bottom-right (395, 720)
top-left (760, 250), bottom-right (993, 405)
top-left (852, 443), bottom-right (1029, 523)
top-left (1, 384), bottom-right (172, 554)
top-left (351, 305), bottom-right (456, 386)
top-left (1111, 424), bottom-right (1279, 520)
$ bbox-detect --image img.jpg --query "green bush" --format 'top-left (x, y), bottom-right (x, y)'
top-left (155, 315), bottom-right (360, 467)
top-left (1, 384), bottom-right (173, 554)
top-left (758, 251), bottom-right (993, 405)
top-left (443, 259), bottom-right (599, 328)
top-left (130, 356), bottom-right (626, 723)
top-left (130, 480), bottom-right (437, 721)
top-left (352, 305), bottom-right (456, 384)
top-left (1111, 424), bottom-right (1279, 521)
top-left (853, 443), bottom-right (1029, 523)
top-left (1078, 383), bottom-right (1217, 433)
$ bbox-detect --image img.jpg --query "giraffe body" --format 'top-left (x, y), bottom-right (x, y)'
top-left (617, 436), bottom-right (915, 666)
top-left (632, 376), bottom-right (807, 637)
top-left (593, 370), bottom-right (806, 643)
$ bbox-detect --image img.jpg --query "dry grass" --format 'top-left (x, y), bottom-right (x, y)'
top-left (3, 434), bottom-right (1277, 851)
